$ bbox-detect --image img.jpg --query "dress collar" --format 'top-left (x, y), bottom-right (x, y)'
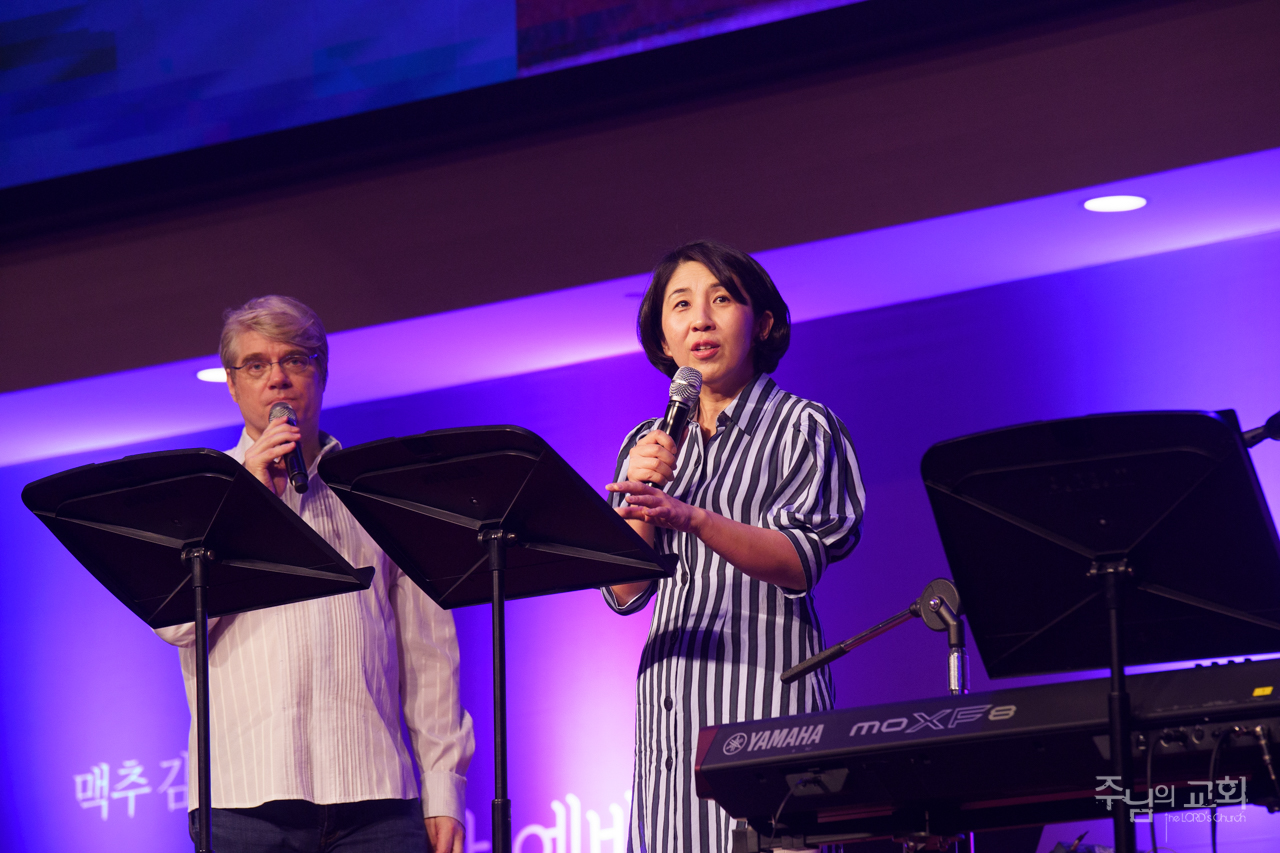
top-left (709, 373), bottom-right (777, 438)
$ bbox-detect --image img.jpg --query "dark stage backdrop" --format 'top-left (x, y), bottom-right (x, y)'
top-left (0, 0), bottom-right (859, 189)
top-left (3, 230), bottom-right (1280, 850)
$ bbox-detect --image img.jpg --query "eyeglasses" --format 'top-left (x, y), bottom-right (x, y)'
top-left (227, 353), bottom-right (321, 381)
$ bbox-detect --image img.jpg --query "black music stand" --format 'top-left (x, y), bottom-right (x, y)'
top-left (318, 425), bottom-right (674, 853)
top-left (922, 410), bottom-right (1280, 853)
top-left (22, 449), bottom-right (374, 853)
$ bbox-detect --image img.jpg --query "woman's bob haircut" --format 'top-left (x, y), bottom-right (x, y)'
top-left (638, 239), bottom-right (792, 378)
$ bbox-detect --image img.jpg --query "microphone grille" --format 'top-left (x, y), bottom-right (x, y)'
top-left (669, 367), bottom-right (703, 402)
top-left (269, 402), bottom-right (296, 421)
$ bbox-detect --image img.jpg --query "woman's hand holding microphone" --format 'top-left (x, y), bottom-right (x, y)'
top-left (607, 425), bottom-right (806, 592)
top-left (607, 428), bottom-right (704, 536)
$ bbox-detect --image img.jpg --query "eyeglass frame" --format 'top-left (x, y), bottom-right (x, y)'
top-left (226, 352), bottom-right (323, 381)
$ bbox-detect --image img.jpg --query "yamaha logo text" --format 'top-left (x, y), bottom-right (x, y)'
top-left (724, 724), bottom-right (826, 755)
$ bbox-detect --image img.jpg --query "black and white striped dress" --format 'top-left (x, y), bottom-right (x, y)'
top-left (604, 373), bottom-right (866, 853)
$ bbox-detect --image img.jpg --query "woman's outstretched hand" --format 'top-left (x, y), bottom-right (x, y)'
top-left (607, 480), bottom-right (703, 534)
top-left (606, 479), bottom-right (807, 592)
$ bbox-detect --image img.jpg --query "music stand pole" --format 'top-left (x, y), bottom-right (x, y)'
top-left (483, 529), bottom-right (514, 853)
top-left (185, 546), bottom-right (215, 853)
top-left (1096, 562), bottom-right (1135, 853)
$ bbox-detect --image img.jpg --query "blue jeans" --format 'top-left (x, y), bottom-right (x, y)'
top-left (188, 798), bottom-right (427, 852)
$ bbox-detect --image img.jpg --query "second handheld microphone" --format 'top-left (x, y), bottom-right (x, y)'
top-left (268, 401), bottom-right (310, 494)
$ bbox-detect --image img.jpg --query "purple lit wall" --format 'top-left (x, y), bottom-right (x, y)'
top-left (3, 228), bottom-right (1280, 851)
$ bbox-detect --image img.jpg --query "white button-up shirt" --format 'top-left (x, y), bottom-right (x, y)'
top-left (156, 430), bottom-right (474, 818)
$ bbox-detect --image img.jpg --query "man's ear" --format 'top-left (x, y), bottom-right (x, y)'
top-left (226, 373), bottom-right (240, 404)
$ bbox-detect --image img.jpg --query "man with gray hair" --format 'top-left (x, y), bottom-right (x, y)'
top-left (157, 295), bottom-right (473, 853)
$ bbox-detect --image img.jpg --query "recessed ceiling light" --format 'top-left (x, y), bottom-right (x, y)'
top-left (196, 367), bottom-right (227, 382)
top-left (1084, 195), bottom-right (1147, 212)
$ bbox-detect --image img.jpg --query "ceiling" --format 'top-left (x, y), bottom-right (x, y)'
top-left (1, 0), bottom-right (1278, 394)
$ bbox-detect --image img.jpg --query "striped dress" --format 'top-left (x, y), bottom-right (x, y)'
top-left (604, 373), bottom-right (866, 853)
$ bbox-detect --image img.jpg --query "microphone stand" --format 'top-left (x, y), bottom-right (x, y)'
top-left (780, 578), bottom-right (968, 695)
top-left (930, 595), bottom-right (969, 696)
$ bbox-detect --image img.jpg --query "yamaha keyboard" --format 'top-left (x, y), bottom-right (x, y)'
top-left (695, 658), bottom-right (1280, 848)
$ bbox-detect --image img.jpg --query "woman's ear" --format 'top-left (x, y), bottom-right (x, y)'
top-left (756, 310), bottom-right (775, 341)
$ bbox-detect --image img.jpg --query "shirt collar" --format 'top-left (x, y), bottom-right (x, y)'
top-left (229, 428), bottom-right (341, 478)
top-left (713, 373), bottom-right (777, 438)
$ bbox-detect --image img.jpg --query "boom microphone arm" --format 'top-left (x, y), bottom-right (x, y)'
top-left (1244, 409), bottom-right (1280, 449)
top-left (780, 579), bottom-right (967, 694)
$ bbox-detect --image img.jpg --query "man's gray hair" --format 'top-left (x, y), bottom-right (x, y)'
top-left (220, 295), bottom-right (329, 386)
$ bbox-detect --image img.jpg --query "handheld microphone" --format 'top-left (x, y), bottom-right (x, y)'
top-left (268, 402), bottom-right (309, 494)
top-left (658, 366), bottom-right (703, 443)
top-left (645, 367), bottom-right (702, 487)
top-left (1244, 409), bottom-right (1280, 448)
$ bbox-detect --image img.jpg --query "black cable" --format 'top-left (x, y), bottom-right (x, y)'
top-left (1208, 729), bottom-right (1229, 853)
top-left (766, 775), bottom-right (809, 849)
top-left (1146, 733), bottom-right (1159, 853)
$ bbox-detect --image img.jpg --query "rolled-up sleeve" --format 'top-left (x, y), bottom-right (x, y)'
top-left (389, 553), bottom-right (475, 820)
top-left (761, 406), bottom-right (865, 597)
top-left (601, 579), bottom-right (657, 614)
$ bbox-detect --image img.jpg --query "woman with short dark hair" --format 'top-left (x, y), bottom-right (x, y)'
top-left (604, 240), bottom-right (866, 853)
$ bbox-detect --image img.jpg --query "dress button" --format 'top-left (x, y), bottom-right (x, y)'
top-left (665, 756), bottom-right (674, 770)
top-left (664, 697), bottom-right (674, 711)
